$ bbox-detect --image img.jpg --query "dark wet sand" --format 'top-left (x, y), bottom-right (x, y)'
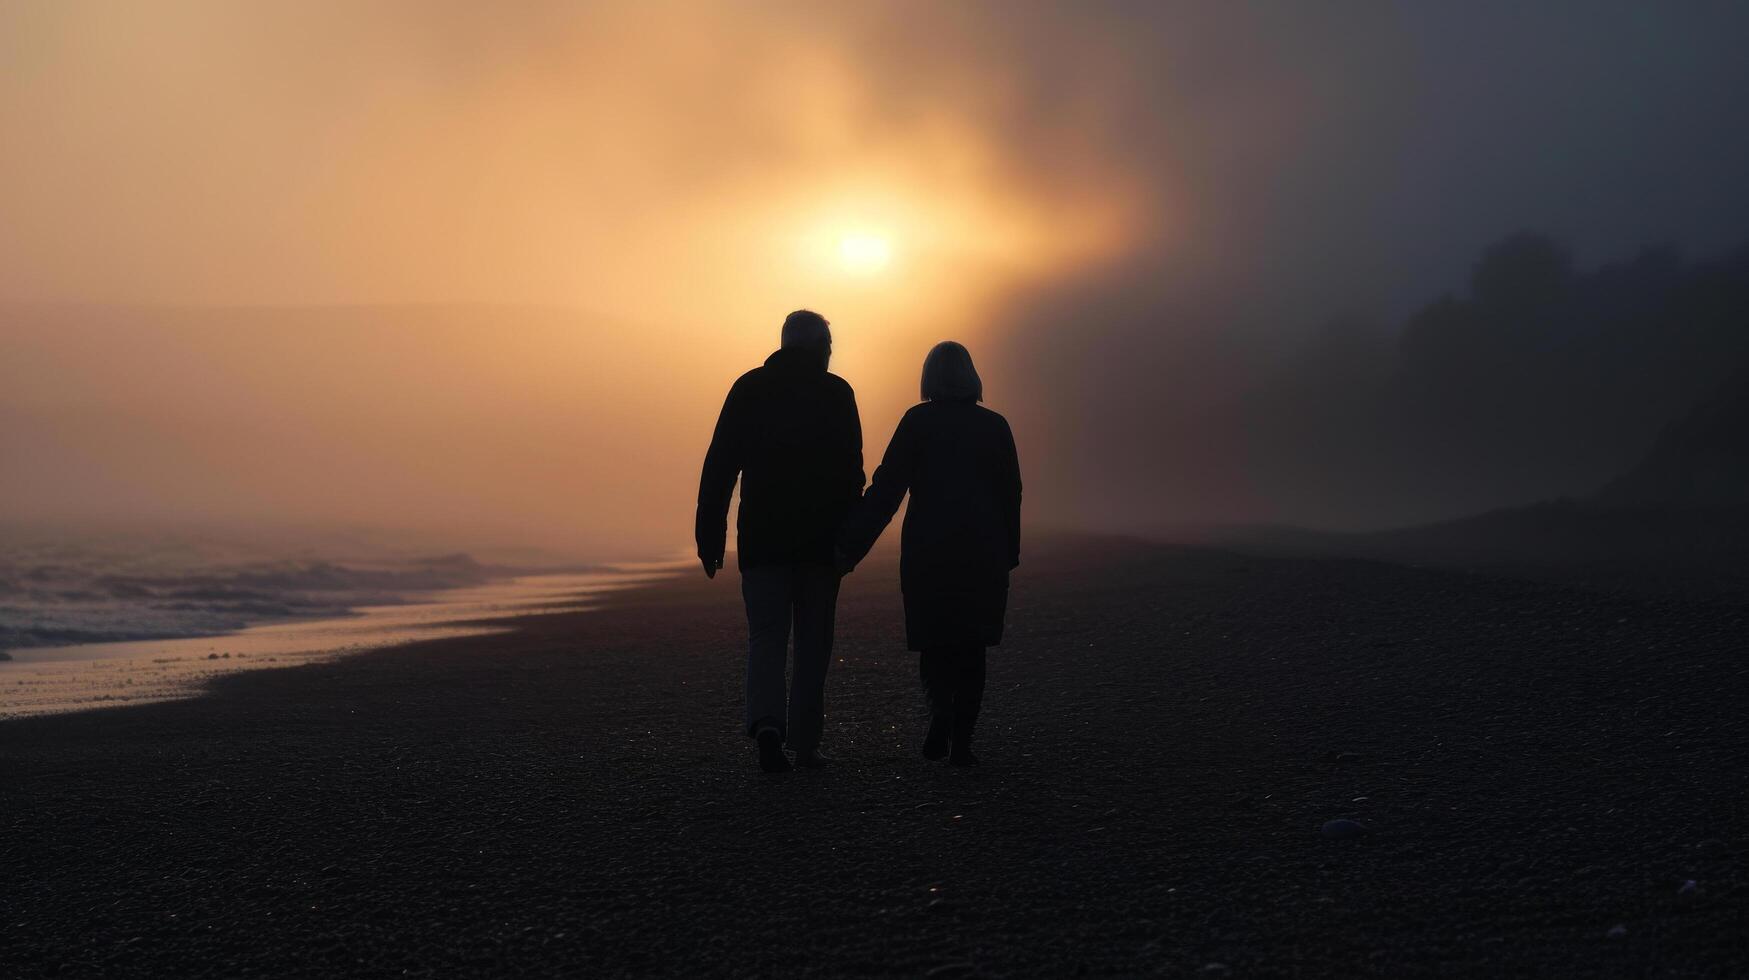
top-left (3, 533), bottom-right (1746, 977)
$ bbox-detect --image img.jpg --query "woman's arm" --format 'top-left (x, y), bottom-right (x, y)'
top-left (837, 411), bottom-right (916, 569)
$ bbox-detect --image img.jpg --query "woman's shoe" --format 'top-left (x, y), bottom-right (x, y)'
top-left (756, 728), bottom-right (792, 772)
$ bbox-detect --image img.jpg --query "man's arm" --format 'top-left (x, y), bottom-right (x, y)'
top-left (828, 380), bottom-right (866, 575)
top-left (695, 382), bottom-right (744, 578)
top-left (840, 382), bottom-right (866, 512)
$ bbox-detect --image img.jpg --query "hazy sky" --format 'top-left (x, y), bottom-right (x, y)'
top-left (4, 2), bottom-right (1748, 553)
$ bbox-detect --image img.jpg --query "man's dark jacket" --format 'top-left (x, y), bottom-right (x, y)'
top-left (696, 347), bottom-right (864, 570)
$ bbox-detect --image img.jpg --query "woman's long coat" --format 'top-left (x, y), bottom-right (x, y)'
top-left (840, 400), bottom-right (1022, 650)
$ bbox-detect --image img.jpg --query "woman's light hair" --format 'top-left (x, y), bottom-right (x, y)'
top-left (920, 341), bottom-right (983, 402)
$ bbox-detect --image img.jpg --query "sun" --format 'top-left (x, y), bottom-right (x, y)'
top-left (837, 233), bottom-right (892, 274)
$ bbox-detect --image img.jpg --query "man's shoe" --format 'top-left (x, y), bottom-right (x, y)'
top-left (757, 729), bottom-right (791, 773)
top-left (922, 714), bottom-right (951, 761)
top-left (794, 748), bottom-right (832, 769)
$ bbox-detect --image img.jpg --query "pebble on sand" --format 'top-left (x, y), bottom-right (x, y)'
top-left (1321, 819), bottom-right (1367, 839)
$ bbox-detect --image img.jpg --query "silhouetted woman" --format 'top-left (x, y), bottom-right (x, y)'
top-left (838, 342), bottom-right (1021, 766)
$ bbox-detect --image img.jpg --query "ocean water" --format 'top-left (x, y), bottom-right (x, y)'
top-left (0, 532), bottom-right (506, 651)
top-left (0, 528), bottom-right (681, 718)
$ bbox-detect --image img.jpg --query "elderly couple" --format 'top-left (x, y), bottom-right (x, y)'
top-left (695, 310), bottom-right (1023, 772)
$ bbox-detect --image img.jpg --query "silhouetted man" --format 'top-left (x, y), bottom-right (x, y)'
top-left (696, 310), bottom-right (864, 772)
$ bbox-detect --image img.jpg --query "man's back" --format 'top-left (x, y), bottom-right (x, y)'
top-left (696, 345), bottom-right (864, 570)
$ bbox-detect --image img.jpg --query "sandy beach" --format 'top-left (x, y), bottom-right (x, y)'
top-left (3, 533), bottom-right (1745, 977)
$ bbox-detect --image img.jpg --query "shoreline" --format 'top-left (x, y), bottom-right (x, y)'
top-left (0, 564), bottom-right (684, 720)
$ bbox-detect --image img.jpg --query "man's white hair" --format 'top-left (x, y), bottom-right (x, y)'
top-left (780, 309), bottom-right (832, 348)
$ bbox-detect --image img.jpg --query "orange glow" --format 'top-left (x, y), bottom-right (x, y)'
top-left (0, 1), bottom-right (1142, 557)
top-left (837, 234), bottom-right (892, 274)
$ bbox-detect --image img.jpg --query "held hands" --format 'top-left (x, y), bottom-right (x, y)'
top-left (833, 547), bottom-right (858, 577)
top-left (701, 556), bottom-right (723, 579)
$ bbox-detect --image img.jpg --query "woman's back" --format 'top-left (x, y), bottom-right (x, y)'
top-left (840, 398), bottom-right (1020, 593)
top-left (895, 400), bottom-right (1021, 578)
top-left (836, 340), bottom-right (1022, 760)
